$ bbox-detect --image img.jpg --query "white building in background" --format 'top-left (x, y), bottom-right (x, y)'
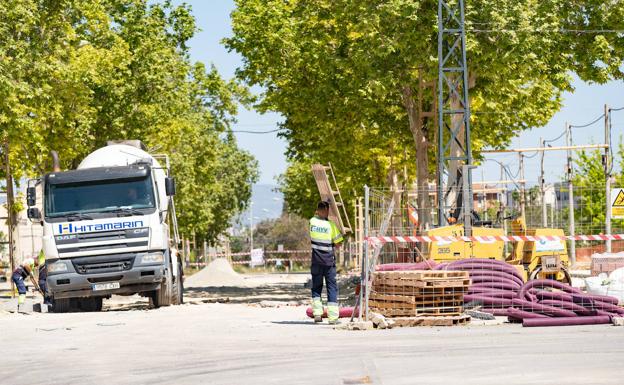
top-left (0, 193), bottom-right (43, 266)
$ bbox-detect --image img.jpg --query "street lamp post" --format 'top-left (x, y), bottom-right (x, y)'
top-left (249, 202), bottom-right (254, 253)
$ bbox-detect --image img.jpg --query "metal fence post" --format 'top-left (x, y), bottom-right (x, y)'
top-left (605, 104), bottom-right (612, 253)
top-left (566, 123), bottom-right (576, 266)
top-left (358, 185), bottom-right (370, 321)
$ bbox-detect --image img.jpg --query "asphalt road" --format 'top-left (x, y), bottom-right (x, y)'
top-left (1, 300), bottom-right (624, 385)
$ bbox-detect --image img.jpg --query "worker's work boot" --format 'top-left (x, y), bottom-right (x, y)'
top-left (17, 294), bottom-right (26, 314)
top-left (312, 297), bottom-right (323, 323)
top-left (327, 302), bottom-right (339, 325)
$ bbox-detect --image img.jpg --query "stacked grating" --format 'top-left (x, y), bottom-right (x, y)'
top-left (590, 253), bottom-right (624, 276)
top-left (369, 270), bottom-right (471, 326)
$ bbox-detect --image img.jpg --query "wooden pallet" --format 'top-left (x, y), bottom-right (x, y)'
top-left (373, 271), bottom-right (471, 289)
top-left (369, 295), bottom-right (464, 307)
top-left (370, 305), bottom-right (464, 317)
top-left (369, 292), bottom-right (465, 304)
top-left (392, 314), bottom-right (471, 327)
top-left (369, 300), bottom-right (464, 310)
top-left (371, 286), bottom-right (469, 296)
top-left (373, 279), bottom-right (471, 289)
top-left (370, 270), bottom-right (469, 318)
top-left (374, 270), bottom-right (469, 279)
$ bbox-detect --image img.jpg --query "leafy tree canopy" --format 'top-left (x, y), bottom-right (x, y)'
top-left (226, 0), bottom-right (624, 219)
top-left (0, 0), bottom-right (258, 242)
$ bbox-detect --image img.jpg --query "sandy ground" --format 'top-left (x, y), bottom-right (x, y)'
top-left (1, 272), bottom-right (624, 385)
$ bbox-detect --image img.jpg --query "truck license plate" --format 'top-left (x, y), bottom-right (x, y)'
top-left (92, 282), bottom-right (120, 291)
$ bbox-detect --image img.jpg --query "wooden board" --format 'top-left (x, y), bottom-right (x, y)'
top-left (369, 299), bottom-right (464, 309)
top-left (372, 270), bottom-right (471, 289)
top-left (392, 315), bottom-right (471, 327)
top-left (311, 164), bottom-right (351, 233)
top-left (369, 292), bottom-right (464, 304)
top-left (370, 305), bottom-right (464, 317)
top-left (373, 278), bottom-right (471, 289)
top-left (374, 270), bottom-right (470, 279)
top-left (372, 285), bottom-right (469, 296)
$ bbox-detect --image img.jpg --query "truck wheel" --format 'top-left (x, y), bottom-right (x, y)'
top-left (52, 298), bottom-right (71, 313)
top-left (79, 298), bottom-right (103, 312)
top-left (171, 262), bottom-right (184, 305)
top-left (150, 270), bottom-right (172, 308)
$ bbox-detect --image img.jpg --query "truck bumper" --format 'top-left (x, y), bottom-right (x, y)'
top-left (48, 264), bottom-right (165, 299)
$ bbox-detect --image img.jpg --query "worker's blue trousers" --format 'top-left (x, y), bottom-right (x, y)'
top-left (311, 264), bottom-right (338, 303)
top-left (11, 273), bottom-right (27, 295)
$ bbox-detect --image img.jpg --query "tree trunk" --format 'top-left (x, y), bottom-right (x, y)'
top-left (401, 85), bottom-right (431, 231)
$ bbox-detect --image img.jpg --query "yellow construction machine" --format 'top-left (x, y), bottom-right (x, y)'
top-left (423, 224), bottom-right (505, 262)
top-left (506, 216), bottom-right (571, 283)
top-left (419, 215), bottom-right (571, 283)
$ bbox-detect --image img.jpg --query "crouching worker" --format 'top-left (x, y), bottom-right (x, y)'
top-left (309, 201), bottom-right (344, 324)
top-left (11, 257), bottom-right (40, 312)
top-left (36, 252), bottom-right (51, 305)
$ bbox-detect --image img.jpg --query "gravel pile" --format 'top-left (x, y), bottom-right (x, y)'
top-left (185, 259), bottom-right (253, 288)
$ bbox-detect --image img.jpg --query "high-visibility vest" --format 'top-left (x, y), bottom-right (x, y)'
top-left (309, 216), bottom-right (343, 266)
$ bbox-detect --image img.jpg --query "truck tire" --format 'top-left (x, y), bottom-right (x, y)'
top-left (52, 298), bottom-right (71, 313)
top-left (79, 297), bottom-right (103, 312)
top-left (150, 269), bottom-right (172, 308)
top-left (171, 261), bottom-right (184, 305)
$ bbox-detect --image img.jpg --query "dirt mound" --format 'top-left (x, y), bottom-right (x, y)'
top-left (185, 258), bottom-right (252, 288)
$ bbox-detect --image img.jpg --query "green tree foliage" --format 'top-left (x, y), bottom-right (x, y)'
top-left (0, 0), bottom-right (258, 242)
top-left (252, 214), bottom-right (310, 251)
top-left (572, 148), bottom-right (624, 235)
top-left (226, 0), bottom-right (624, 221)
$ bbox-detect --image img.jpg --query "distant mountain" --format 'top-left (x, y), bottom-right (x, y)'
top-left (232, 184), bottom-right (283, 230)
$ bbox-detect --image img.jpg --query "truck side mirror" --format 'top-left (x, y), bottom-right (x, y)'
top-left (165, 177), bottom-right (176, 196)
top-left (27, 186), bottom-right (36, 206)
top-left (27, 207), bottom-right (41, 220)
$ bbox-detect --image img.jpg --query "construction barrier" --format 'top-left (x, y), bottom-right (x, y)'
top-left (366, 233), bottom-right (624, 244)
top-left (188, 250), bottom-right (311, 267)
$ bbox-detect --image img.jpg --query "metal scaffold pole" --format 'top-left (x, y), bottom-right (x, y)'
top-left (565, 123), bottom-right (576, 266)
top-left (358, 185), bottom-right (370, 321)
top-left (519, 153), bottom-right (526, 220)
top-left (540, 137), bottom-right (547, 227)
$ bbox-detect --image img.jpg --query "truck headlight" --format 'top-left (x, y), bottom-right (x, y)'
top-left (48, 261), bottom-right (68, 273)
top-left (139, 253), bottom-right (164, 264)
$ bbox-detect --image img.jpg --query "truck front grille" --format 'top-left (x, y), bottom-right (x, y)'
top-left (72, 255), bottom-right (135, 275)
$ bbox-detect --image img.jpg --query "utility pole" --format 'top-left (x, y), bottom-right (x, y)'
top-left (605, 104), bottom-right (612, 253)
top-left (437, 0), bottom-right (474, 235)
top-left (565, 123), bottom-right (576, 266)
top-left (519, 153), bottom-right (526, 219)
top-left (500, 164), bottom-right (509, 255)
top-left (539, 137), bottom-right (547, 227)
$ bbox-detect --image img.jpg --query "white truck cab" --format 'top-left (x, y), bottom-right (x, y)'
top-left (27, 142), bottom-right (183, 312)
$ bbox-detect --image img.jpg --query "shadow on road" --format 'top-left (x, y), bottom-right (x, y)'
top-left (184, 283), bottom-right (310, 304)
top-left (270, 320), bottom-right (318, 325)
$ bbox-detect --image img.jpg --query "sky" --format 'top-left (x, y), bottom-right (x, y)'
top-left (174, 0), bottom-right (624, 188)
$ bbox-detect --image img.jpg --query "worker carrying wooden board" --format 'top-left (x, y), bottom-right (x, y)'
top-left (309, 200), bottom-right (344, 324)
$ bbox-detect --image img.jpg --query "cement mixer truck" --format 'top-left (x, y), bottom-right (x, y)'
top-left (26, 141), bottom-right (183, 312)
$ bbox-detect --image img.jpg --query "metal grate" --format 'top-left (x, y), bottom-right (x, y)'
top-left (72, 256), bottom-right (135, 274)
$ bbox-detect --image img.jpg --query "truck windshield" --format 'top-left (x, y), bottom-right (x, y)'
top-left (46, 176), bottom-right (156, 218)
